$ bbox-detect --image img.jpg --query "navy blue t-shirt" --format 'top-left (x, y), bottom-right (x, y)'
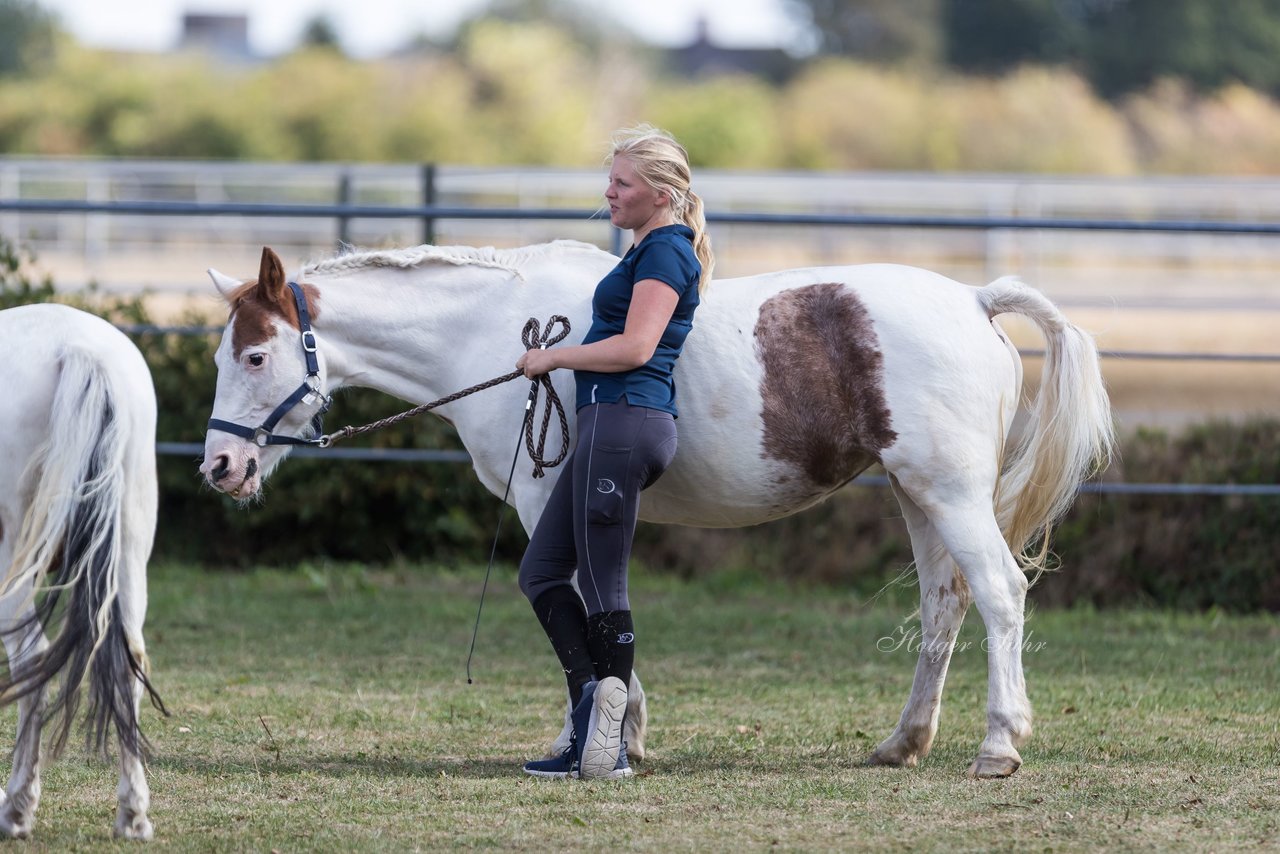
top-left (575, 224), bottom-right (701, 416)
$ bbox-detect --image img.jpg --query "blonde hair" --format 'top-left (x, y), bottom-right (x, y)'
top-left (608, 124), bottom-right (714, 293)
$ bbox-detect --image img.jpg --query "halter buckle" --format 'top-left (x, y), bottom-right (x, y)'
top-left (254, 427), bottom-right (271, 447)
top-left (301, 330), bottom-right (318, 353)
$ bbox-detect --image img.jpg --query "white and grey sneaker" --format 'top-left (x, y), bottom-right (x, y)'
top-left (579, 676), bottom-right (629, 779)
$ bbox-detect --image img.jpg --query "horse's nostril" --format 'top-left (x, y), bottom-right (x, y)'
top-left (245, 457), bottom-right (258, 479)
top-left (210, 455), bottom-right (231, 482)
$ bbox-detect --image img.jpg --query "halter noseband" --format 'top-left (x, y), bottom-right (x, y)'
top-left (207, 281), bottom-right (333, 447)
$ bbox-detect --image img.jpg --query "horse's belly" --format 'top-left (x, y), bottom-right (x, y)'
top-left (638, 447), bottom-right (876, 528)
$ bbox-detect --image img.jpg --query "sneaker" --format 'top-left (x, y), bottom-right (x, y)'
top-left (525, 682), bottom-right (597, 780)
top-left (596, 741), bottom-right (635, 780)
top-left (521, 740), bottom-right (634, 780)
top-left (579, 676), bottom-right (628, 779)
top-left (523, 743), bottom-right (578, 779)
top-left (569, 679), bottom-right (598, 767)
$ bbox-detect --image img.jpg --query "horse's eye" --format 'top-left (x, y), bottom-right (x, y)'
top-left (247, 354), bottom-right (265, 368)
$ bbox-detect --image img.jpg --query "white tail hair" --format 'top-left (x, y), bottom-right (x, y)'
top-left (0, 346), bottom-right (164, 757)
top-left (979, 277), bottom-right (1116, 574)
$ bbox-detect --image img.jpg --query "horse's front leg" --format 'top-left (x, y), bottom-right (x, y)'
top-left (868, 484), bottom-right (971, 768)
top-left (930, 504), bottom-right (1033, 778)
top-left (0, 624), bottom-right (48, 840)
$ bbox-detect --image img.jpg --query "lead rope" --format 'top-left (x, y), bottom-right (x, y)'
top-left (318, 315), bottom-right (572, 478)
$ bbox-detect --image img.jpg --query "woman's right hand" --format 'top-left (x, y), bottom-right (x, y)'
top-left (517, 347), bottom-right (558, 379)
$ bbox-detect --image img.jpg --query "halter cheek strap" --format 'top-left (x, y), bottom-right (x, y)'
top-left (207, 281), bottom-right (333, 447)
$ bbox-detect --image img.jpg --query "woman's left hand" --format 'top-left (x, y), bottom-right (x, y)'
top-left (517, 348), bottom-right (558, 379)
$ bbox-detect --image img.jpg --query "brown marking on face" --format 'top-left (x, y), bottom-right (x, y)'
top-left (225, 248), bottom-right (321, 358)
top-left (755, 283), bottom-right (897, 490)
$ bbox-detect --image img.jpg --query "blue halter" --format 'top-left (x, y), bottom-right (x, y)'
top-left (206, 281), bottom-right (333, 447)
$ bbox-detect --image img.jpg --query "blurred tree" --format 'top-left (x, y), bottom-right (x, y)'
top-left (458, 19), bottom-right (601, 164)
top-left (0, 0), bottom-right (57, 77)
top-left (646, 76), bottom-right (782, 168)
top-left (300, 14), bottom-right (343, 54)
top-left (452, 0), bottom-right (623, 56)
top-left (787, 0), bottom-right (942, 65)
top-left (943, 0), bottom-right (1084, 73)
top-left (1082, 0), bottom-right (1280, 97)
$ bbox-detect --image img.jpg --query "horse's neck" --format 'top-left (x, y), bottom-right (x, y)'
top-left (313, 266), bottom-right (536, 404)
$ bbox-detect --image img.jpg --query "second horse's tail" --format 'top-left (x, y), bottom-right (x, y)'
top-left (978, 277), bottom-right (1116, 574)
top-left (0, 345), bottom-right (166, 758)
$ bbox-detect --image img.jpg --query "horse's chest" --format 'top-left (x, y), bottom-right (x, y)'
top-left (752, 283), bottom-right (897, 495)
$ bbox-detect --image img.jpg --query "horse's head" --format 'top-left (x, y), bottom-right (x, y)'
top-left (200, 247), bottom-right (328, 502)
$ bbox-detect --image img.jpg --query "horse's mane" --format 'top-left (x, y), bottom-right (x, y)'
top-left (300, 239), bottom-right (606, 279)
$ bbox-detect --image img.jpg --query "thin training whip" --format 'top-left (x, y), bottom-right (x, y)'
top-left (318, 315), bottom-right (572, 479)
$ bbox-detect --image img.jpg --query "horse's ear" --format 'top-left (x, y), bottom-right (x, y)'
top-left (207, 268), bottom-right (241, 300)
top-left (255, 247), bottom-right (288, 304)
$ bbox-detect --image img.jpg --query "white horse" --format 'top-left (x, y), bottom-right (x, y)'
top-left (201, 242), bottom-right (1112, 778)
top-left (0, 303), bottom-right (164, 840)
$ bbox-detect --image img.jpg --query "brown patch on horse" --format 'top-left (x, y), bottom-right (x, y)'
top-left (226, 248), bottom-right (321, 358)
top-left (755, 282), bottom-right (897, 490)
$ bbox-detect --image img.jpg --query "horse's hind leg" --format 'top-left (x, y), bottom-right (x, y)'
top-left (925, 501), bottom-right (1032, 778)
top-left (0, 602), bottom-right (48, 840)
top-left (112, 459), bottom-right (155, 841)
top-left (113, 664), bottom-right (153, 841)
top-left (868, 480), bottom-right (972, 769)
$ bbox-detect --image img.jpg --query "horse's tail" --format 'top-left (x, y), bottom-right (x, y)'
top-left (978, 277), bottom-right (1115, 575)
top-left (0, 345), bottom-right (166, 759)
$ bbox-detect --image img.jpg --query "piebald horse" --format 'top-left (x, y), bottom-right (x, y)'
top-left (0, 304), bottom-right (164, 840)
top-left (201, 242), bottom-right (1112, 778)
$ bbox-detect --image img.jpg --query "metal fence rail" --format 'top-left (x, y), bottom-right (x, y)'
top-left (6, 198), bottom-right (1280, 235)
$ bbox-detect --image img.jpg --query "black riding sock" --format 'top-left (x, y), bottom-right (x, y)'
top-left (530, 586), bottom-right (596, 707)
top-left (586, 610), bottom-right (635, 688)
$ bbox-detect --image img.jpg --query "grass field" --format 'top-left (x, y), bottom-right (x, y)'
top-left (5, 564), bottom-right (1278, 851)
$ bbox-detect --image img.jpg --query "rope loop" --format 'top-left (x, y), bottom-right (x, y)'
top-left (519, 315), bottom-right (572, 478)
top-left (318, 316), bottom-right (572, 480)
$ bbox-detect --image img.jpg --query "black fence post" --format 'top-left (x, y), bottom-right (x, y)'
top-left (421, 163), bottom-right (437, 246)
top-left (337, 171), bottom-right (352, 247)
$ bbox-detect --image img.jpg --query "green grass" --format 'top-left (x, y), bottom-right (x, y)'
top-left (5, 564), bottom-right (1279, 851)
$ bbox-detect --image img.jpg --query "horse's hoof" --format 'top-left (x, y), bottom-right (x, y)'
top-left (114, 811), bottom-right (154, 841)
top-left (866, 730), bottom-right (931, 768)
top-left (0, 812), bottom-right (33, 840)
top-left (865, 747), bottom-right (919, 768)
top-left (623, 712), bottom-right (646, 761)
top-left (966, 754), bottom-right (1021, 779)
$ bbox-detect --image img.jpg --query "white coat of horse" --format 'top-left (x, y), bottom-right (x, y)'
top-left (0, 303), bottom-right (164, 839)
top-left (201, 242), bottom-right (1113, 778)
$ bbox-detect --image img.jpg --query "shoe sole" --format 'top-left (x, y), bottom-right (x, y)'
top-left (523, 768), bottom-right (574, 780)
top-left (579, 676), bottom-right (627, 779)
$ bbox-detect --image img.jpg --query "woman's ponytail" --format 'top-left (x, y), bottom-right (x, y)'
top-left (684, 189), bottom-right (714, 294)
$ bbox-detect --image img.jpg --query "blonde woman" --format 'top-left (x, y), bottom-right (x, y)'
top-left (516, 124), bottom-right (714, 779)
